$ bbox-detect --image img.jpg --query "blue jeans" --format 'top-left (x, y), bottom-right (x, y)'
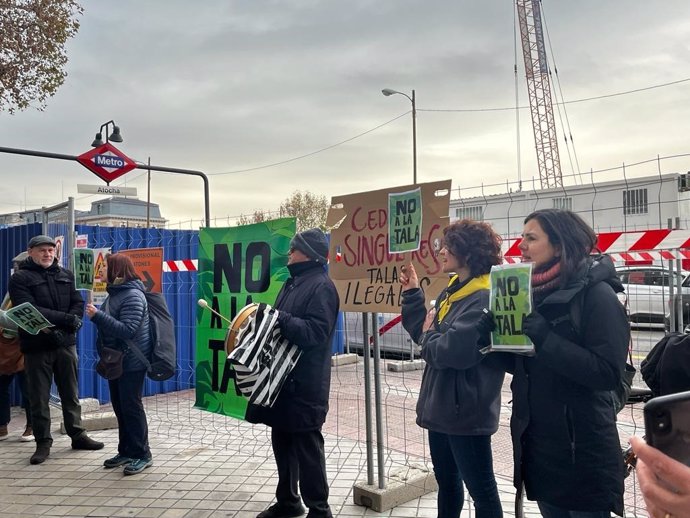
top-left (428, 430), bottom-right (503, 518)
top-left (537, 501), bottom-right (611, 518)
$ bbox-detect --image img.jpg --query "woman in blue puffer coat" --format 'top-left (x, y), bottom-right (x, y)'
top-left (86, 253), bottom-right (152, 476)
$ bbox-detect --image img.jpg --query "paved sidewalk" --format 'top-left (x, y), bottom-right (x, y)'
top-left (0, 359), bottom-right (647, 517)
top-left (0, 396), bottom-right (541, 518)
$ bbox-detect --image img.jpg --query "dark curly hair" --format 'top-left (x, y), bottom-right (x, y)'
top-left (443, 219), bottom-right (503, 277)
top-left (524, 209), bottom-right (598, 283)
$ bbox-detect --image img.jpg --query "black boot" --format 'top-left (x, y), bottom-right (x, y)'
top-left (30, 442), bottom-right (51, 465)
top-left (71, 433), bottom-right (104, 450)
top-left (257, 502), bottom-right (305, 518)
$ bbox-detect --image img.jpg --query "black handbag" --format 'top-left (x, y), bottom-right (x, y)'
top-left (96, 345), bottom-right (124, 380)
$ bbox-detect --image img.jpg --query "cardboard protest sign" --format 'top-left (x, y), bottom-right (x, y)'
top-left (489, 263), bottom-right (534, 352)
top-left (195, 218), bottom-right (295, 420)
top-left (6, 302), bottom-right (53, 335)
top-left (120, 248), bottom-right (163, 293)
top-left (73, 248), bottom-right (95, 290)
top-left (327, 180), bottom-right (451, 313)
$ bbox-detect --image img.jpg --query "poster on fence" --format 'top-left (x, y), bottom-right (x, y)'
top-left (326, 180), bottom-right (451, 313)
top-left (489, 262), bottom-right (534, 352)
top-left (195, 218), bottom-right (295, 420)
top-left (91, 248), bottom-right (111, 305)
top-left (120, 248), bottom-right (163, 293)
top-left (73, 248), bottom-right (95, 291)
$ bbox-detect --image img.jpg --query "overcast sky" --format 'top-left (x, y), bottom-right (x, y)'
top-left (1, 1), bottom-right (689, 227)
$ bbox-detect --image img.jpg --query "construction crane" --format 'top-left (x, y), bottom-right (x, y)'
top-left (516, 0), bottom-right (562, 188)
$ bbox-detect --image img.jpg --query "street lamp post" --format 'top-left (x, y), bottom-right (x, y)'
top-left (382, 88), bottom-right (417, 185)
top-left (91, 120), bottom-right (124, 147)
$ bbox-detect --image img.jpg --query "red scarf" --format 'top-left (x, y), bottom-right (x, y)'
top-left (532, 261), bottom-right (561, 301)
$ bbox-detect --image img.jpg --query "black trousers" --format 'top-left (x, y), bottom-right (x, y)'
top-left (23, 346), bottom-right (84, 444)
top-left (109, 369), bottom-right (151, 460)
top-left (272, 428), bottom-right (330, 517)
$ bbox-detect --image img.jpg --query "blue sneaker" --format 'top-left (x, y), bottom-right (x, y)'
top-left (104, 454), bottom-right (133, 469)
top-left (123, 458), bottom-right (152, 475)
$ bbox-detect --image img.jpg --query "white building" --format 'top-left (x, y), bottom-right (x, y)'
top-left (449, 172), bottom-right (690, 240)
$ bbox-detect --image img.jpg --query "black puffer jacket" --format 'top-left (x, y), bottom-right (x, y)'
top-left (91, 279), bottom-right (151, 372)
top-left (245, 261), bottom-right (340, 432)
top-left (510, 255), bottom-right (629, 516)
top-left (8, 258), bottom-right (84, 353)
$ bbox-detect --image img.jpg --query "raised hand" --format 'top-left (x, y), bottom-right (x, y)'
top-left (399, 263), bottom-right (419, 291)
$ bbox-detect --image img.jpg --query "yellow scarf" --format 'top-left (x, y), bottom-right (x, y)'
top-left (436, 274), bottom-right (490, 323)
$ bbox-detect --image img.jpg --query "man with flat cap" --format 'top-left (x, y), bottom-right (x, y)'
top-left (247, 228), bottom-right (340, 518)
top-left (9, 235), bottom-right (104, 465)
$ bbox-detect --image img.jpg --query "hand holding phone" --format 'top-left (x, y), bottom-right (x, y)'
top-left (644, 390), bottom-right (690, 467)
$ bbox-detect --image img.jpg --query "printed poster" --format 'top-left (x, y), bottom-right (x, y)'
top-left (489, 263), bottom-right (534, 352)
top-left (195, 218), bottom-right (295, 420)
top-left (73, 248), bottom-right (95, 291)
top-left (388, 188), bottom-right (422, 253)
top-left (6, 302), bottom-right (53, 334)
top-left (92, 248), bottom-right (110, 305)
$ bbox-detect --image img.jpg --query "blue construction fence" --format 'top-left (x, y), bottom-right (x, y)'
top-left (2, 223), bottom-right (345, 405)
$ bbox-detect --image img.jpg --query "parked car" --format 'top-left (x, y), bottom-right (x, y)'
top-left (615, 265), bottom-right (690, 327)
top-left (665, 273), bottom-right (690, 331)
top-left (343, 312), bottom-right (419, 360)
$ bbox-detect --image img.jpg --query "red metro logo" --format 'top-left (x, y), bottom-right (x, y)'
top-left (77, 142), bottom-right (137, 183)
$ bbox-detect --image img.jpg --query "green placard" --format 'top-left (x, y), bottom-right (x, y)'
top-left (6, 302), bottom-right (53, 335)
top-left (195, 218), bottom-right (296, 420)
top-left (73, 248), bottom-right (95, 290)
top-left (388, 188), bottom-right (422, 253)
top-left (489, 263), bottom-right (534, 351)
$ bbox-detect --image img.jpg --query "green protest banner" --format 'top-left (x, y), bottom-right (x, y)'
top-left (195, 218), bottom-right (296, 420)
top-left (73, 248), bottom-right (95, 290)
top-left (388, 187), bottom-right (422, 253)
top-left (6, 302), bottom-right (53, 335)
top-left (489, 263), bottom-right (534, 351)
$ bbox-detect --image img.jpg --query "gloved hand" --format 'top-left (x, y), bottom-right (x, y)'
top-left (476, 308), bottom-right (496, 349)
top-left (522, 311), bottom-right (551, 347)
top-left (65, 314), bottom-right (83, 332)
top-left (47, 328), bottom-right (68, 347)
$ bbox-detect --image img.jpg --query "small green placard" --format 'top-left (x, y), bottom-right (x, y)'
top-left (489, 263), bottom-right (534, 351)
top-left (6, 302), bottom-right (53, 335)
top-left (388, 188), bottom-right (422, 253)
top-left (74, 248), bottom-right (95, 290)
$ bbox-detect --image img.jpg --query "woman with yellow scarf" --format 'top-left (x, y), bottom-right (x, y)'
top-left (400, 219), bottom-right (505, 518)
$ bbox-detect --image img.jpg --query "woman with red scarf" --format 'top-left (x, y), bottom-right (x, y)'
top-left (507, 209), bottom-right (630, 517)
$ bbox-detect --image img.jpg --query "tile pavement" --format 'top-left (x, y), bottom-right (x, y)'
top-left (0, 359), bottom-right (647, 517)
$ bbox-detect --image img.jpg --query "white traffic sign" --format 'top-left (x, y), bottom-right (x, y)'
top-left (77, 184), bottom-right (137, 196)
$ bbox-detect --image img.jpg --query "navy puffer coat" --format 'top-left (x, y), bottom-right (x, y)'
top-left (91, 279), bottom-right (151, 372)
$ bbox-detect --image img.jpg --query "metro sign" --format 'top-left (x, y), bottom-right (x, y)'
top-left (77, 142), bottom-right (137, 183)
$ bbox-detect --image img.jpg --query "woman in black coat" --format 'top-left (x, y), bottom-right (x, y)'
top-left (505, 209), bottom-right (630, 517)
top-left (86, 253), bottom-right (152, 476)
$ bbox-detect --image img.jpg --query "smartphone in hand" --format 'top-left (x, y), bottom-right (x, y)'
top-left (643, 390), bottom-right (690, 466)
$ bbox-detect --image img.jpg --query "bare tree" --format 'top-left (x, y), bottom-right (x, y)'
top-left (0, 0), bottom-right (83, 114)
top-left (279, 191), bottom-right (329, 232)
top-left (236, 209), bottom-right (270, 226)
top-left (236, 191), bottom-right (329, 231)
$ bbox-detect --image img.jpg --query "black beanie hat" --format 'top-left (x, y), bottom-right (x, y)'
top-left (291, 228), bottom-right (328, 264)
